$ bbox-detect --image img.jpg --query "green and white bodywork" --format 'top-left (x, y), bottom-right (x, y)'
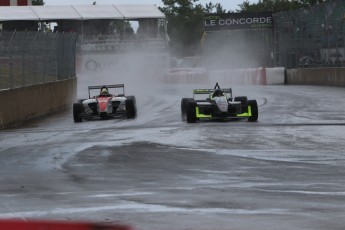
top-left (181, 84), bottom-right (258, 123)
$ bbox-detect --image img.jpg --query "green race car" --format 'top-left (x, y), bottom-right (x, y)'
top-left (181, 83), bottom-right (258, 123)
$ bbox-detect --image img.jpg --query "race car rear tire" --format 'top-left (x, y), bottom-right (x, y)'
top-left (248, 100), bottom-right (258, 122)
top-left (234, 96), bottom-right (248, 113)
top-left (73, 103), bottom-right (83, 122)
top-left (181, 98), bottom-right (193, 121)
top-left (126, 98), bottom-right (137, 119)
top-left (186, 101), bottom-right (197, 123)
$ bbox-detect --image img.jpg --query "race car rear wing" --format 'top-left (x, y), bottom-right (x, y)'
top-left (193, 88), bottom-right (232, 94)
top-left (193, 88), bottom-right (232, 100)
top-left (88, 84), bottom-right (124, 90)
top-left (88, 84), bottom-right (125, 98)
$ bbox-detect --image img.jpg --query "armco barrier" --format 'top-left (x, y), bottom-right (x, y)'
top-left (0, 78), bottom-right (77, 129)
top-left (286, 68), bottom-right (345, 86)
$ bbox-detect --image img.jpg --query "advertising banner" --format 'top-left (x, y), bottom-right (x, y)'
top-left (204, 12), bottom-right (273, 31)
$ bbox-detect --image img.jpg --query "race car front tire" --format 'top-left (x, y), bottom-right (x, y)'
top-left (181, 98), bottom-right (193, 121)
top-left (234, 96), bottom-right (248, 113)
top-left (126, 98), bottom-right (137, 119)
top-left (248, 100), bottom-right (258, 122)
top-left (126, 96), bottom-right (136, 105)
top-left (73, 103), bottom-right (83, 122)
top-left (186, 100), bottom-right (197, 123)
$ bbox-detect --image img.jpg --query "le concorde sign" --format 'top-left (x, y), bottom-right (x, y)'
top-left (204, 12), bottom-right (273, 31)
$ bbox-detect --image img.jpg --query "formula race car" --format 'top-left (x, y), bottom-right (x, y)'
top-left (181, 83), bottom-right (258, 123)
top-left (73, 84), bottom-right (136, 122)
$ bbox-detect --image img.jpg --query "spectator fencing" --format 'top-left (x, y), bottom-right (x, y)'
top-left (274, 0), bottom-right (345, 68)
top-left (0, 30), bottom-right (78, 90)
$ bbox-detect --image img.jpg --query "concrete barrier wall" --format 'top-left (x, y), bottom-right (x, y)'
top-left (163, 67), bottom-right (285, 85)
top-left (0, 78), bottom-right (77, 129)
top-left (163, 68), bottom-right (209, 84)
top-left (266, 67), bottom-right (285, 85)
top-left (286, 68), bottom-right (345, 86)
top-left (164, 67), bottom-right (345, 86)
top-left (209, 68), bottom-right (267, 85)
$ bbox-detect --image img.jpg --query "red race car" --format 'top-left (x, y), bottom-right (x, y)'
top-left (73, 84), bottom-right (136, 122)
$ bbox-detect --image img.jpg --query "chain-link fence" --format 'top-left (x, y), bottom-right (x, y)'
top-left (0, 31), bottom-right (78, 90)
top-left (274, 0), bottom-right (345, 68)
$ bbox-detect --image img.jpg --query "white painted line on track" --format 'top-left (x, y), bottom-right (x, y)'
top-left (0, 201), bottom-right (304, 219)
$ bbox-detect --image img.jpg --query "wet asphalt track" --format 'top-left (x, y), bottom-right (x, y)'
top-left (1, 80), bottom-right (345, 230)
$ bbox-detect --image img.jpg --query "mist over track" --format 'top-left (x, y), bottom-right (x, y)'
top-left (1, 76), bottom-right (345, 230)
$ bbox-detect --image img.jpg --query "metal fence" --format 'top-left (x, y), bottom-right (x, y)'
top-left (274, 0), bottom-right (345, 68)
top-left (0, 31), bottom-right (78, 90)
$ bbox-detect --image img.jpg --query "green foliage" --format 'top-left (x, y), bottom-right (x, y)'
top-left (204, 2), bottom-right (227, 14)
top-left (160, 0), bottom-right (324, 56)
top-left (32, 0), bottom-right (44, 5)
top-left (160, 0), bottom-right (226, 57)
top-left (110, 21), bottom-right (134, 36)
top-left (238, 0), bottom-right (323, 13)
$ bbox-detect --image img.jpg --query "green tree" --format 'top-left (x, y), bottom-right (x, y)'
top-left (160, 0), bottom-right (203, 56)
top-left (238, 0), bottom-right (324, 13)
top-left (32, 0), bottom-right (44, 5)
top-left (110, 20), bottom-right (134, 37)
top-left (160, 0), bottom-right (226, 57)
top-left (204, 2), bottom-right (227, 14)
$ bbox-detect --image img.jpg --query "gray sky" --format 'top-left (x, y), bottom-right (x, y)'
top-left (44, 0), bottom-right (258, 12)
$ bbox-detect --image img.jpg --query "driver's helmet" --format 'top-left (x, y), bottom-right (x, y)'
top-left (213, 89), bottom-right (223, 97)
top-left (101, 87), bottom-right (109, 95)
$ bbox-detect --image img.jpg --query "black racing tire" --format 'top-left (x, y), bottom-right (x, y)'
top-left (73, 103), bottom-right (84, 122)
top-left (126, 98), bottom-right (137, 119)
top-left (248, 100), bottom-right (258, 122)
top-left (186, 100), bottom-right (197, 123)
top-left (126, 96), bottom-right (136, 104)
top-left (234, 96), bottom-right (248, 113)
top-left (181, 98), bottom-right (193, 121)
